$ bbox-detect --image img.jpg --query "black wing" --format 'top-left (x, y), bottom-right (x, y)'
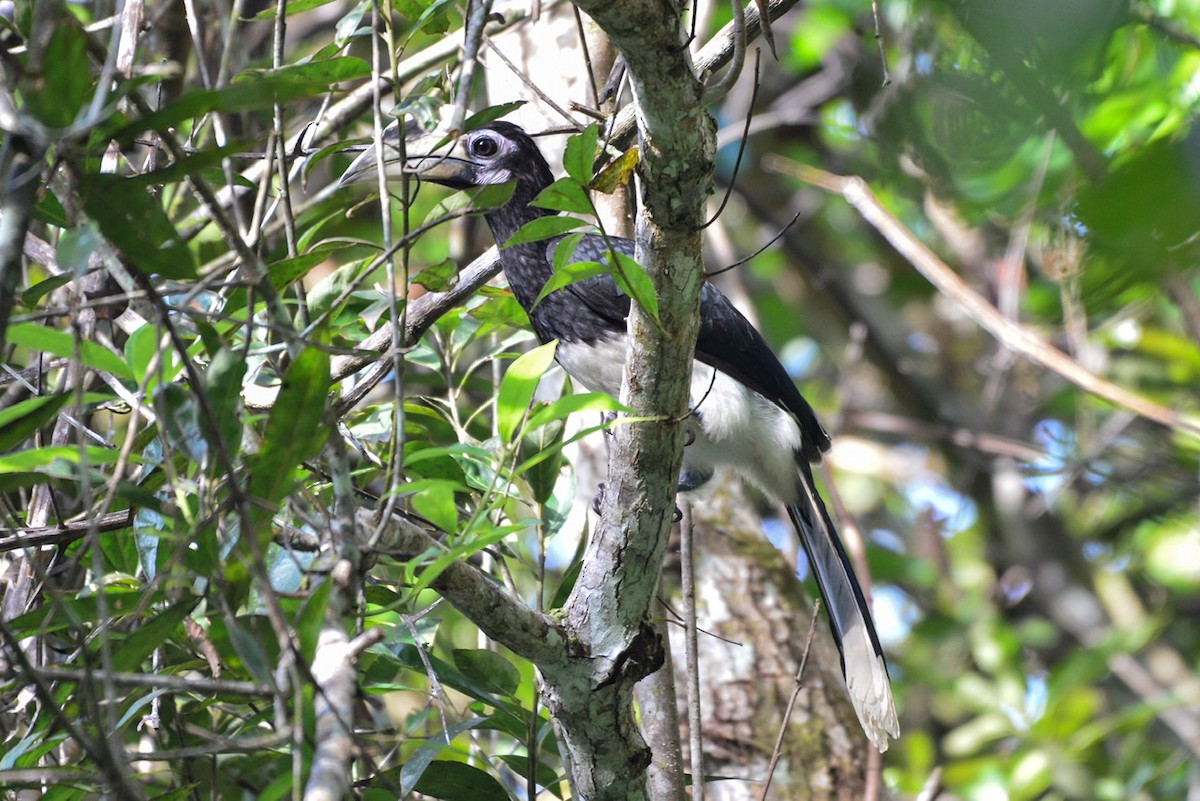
top-left (695, 283), bottom-right (831, 460)
top-left (544, 233), bottom-right (830, 460)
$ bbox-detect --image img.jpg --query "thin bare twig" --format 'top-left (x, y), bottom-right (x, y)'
top-left (0, 666), bottom-right (273, 696)
top-left (869, 0), bottom-right (890, 86)
top-left (679, 500), bottom-right (705, 801)
top-left (703, 0), bottom-right (746, 100)
top-left (701, 49), bottom-right (761, 229)
top-left (759, 601), bottom-right (820, 800)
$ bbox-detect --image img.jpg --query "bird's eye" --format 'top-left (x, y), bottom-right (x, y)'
top-left (470, 135), bottom-right (500, 158)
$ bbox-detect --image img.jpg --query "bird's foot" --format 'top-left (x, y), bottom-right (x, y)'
top-left (677, 466), bottom-right (713, 494)
top-left (591, 481), bottom-right (606, 515)
top-left (601, 411), bottom-right (618, 440)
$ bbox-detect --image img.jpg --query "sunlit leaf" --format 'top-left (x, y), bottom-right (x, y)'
top-left (425, 183), bottom-right (516, 227)
top-left (250, 0), bottom-right (341, 20)
top-left (233, 57), bottom-right (371, 86)
top-left (532, 178), bottom-right (593, 215)
top-left (496, 341), bottom-right (557, 442)
top-left (504, 216), bottom-right (587, 248)
top-left (534, 261), bottom-right (607, 308)
top-left (563, 124), bottom-right (599, 186)
top-left (463, 101), bottom-right (527, 132)
top-left (609, 251), bottom-right (659, 322)
top-left (0, 445), bottom-right (125, 474)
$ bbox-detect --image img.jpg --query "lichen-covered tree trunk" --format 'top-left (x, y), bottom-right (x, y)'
top-left (670, 489), bottom-right (870, 800)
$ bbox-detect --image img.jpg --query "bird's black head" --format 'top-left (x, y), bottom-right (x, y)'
top-left (339, 120), bottom-right (555, 196)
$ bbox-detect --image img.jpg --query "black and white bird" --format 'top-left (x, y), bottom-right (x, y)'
top-left (340, 120), bottom-right (900, 751)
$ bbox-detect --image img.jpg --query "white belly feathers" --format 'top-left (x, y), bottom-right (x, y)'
top-left (554, 335), bottom-right (804, 505)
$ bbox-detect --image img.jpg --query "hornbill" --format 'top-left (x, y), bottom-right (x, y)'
top-left (340, 120), bottom-right (900, 752)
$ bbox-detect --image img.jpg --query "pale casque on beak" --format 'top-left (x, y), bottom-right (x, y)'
top-left (337, 120), bottom-right (474, 189)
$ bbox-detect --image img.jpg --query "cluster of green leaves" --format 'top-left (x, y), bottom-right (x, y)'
top-left (0, 2), bottom-right (640, 800)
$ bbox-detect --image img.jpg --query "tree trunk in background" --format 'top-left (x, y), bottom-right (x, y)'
top-left (666, 487), bottom-right (870, 800)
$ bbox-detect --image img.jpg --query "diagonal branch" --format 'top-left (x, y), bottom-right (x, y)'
top-left (774, 159), bottom-right (1200, 438)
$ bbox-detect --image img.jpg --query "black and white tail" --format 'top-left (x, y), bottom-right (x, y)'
top-left (787, 463), bottom-right (899, 752)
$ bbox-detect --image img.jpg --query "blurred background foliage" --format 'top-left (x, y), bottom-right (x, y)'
top-left (0, 0), bottom-right (1198, 798)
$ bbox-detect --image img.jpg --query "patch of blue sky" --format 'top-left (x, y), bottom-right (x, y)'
top-left (769, 516), bottom-right (918, 645)
top-left (1025, 418), bottom-right (1074, 495)
top-left (1001, 670), bottom-right (1049, 730)
top-left (873, 584), bottom-right (919, 646)
top-left (906, 478), bottom-right (978, 536)
top-left (779, 337), bottom-right (821, 380)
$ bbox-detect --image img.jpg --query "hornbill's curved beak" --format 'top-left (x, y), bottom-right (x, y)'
top-left (338, 121), bottom-right (472, 188)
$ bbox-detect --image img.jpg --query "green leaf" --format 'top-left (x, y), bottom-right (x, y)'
top-left (496, 341), bottom-right (557, 442)
top-left (398, 719), bottom-right (494, 797)
top-left (0, 394), bottom-right (69, 452)
top-left (532, 178), bottom-right (593, 215)
top-left (1144, 516), bottom-right (1200, 591)
top-left (223, 616), bottom-right (276, 685)
top-left (463, 101), bottom-right (527, 132)
top-left (250, 0), bottom-right (340, 20)
top-left (609, 251), bottom-right (659, 321)
top-left (412, 259), bottom-right (459, 292)
top-left (425, 183), bottom-right (516, 227)
top-left (306, 260), bottom-right (362, 321)
top-left (534, 261), bottom-right (607, 307)
top-left (107, 81), bottom-right (333, 146)
top-left (412, 761), bottom-right (510, 801)
top-left (0, 445), bottom-right (126, 474)
top-left (7, 322), bottom-right (134, 380)
top-left (519, 414), bottom-right (564, 505)
top-left (452, 649), bottom-right (522, 697)
top-left (248, 347), bottom-right (330, 506)
top-left (496, 754), bottom-right (565, 799)
top-left (591, 146), bottom-right (640, 194)
top-left (232, 57), bottom-right (371, 86)
top-left (552, 232), bottom-right (587, 270)
top-left (407, 479), bottom-right (461, 531)
top-left (125, 146), bottom-right (243, 189)
top-left (297, 579), bottom-right (332, 664)
top-left (55, 223), bottom-right (103, 277)
top-left (0, 473), bottom-right (47, 493)
top-left (562, 124), bottom-right (599, 185)
top-left (78, 174), bottom-right (198, 280)
top-left (469, 293), bottom-right (530, 328)
top-left (24, 21), bottom-right (91, 128)
top-left (525, 391), bottom-right (623, 431)
top-left (503, 216), bottom-right (587, 248)
top-left (111, 596), bottom-right (199, 672)
top-left (408, 0), bottom-right (457, 34)
top-left (123, 326), bottom-right (157, 384)
top-left (21, 273), bottom-right (75, 307)
top-left (549, 559), bottom-right (583, 609)
top-left (201, 347), bottom-right (247, 459)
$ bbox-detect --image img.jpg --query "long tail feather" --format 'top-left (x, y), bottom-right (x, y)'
top-left (787, 464), bottom-right (899, 752)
